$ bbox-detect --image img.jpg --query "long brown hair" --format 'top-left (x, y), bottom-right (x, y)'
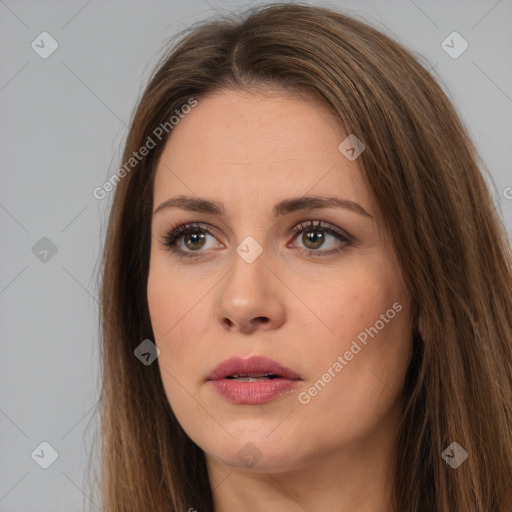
top-left (92, 3), bottom-right (512, 510)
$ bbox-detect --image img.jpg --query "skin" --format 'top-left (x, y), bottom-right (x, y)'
top-left (147, 88), bottom-right (412, 512)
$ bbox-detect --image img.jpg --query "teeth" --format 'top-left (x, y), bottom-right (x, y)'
top-left (231, 376), bottom-right (270, 382)
top-left (230, 373), bottom-right (271, 378)
top-left (226, 373), bottom-right (279, 381)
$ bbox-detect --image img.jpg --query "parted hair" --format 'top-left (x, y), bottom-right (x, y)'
top-left (92, 3), bottom-right (512, 511)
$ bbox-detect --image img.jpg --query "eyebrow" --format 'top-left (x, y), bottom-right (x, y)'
top-left (153, 194), bottom-right (372, 218)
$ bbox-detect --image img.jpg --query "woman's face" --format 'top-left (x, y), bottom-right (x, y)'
top-left (147, 88), bottom-right (412, 474)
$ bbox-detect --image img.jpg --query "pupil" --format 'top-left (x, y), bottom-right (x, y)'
top-left (185, 232), bottom-right (206, 250)
top-left (304, 230), bottom-right (324, 249)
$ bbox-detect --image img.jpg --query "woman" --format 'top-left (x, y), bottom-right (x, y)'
top-left (94, 2), bottom-right (512, 511)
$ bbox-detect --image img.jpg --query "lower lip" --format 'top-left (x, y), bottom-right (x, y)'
top-left (209, 378), bottom-right (300, 404)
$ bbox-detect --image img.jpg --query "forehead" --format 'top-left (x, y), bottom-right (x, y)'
top-left (153, 88), bottom-right (370, 212)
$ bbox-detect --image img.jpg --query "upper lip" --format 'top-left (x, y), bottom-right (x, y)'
top-left (208, 355), bottom-right (302, 381)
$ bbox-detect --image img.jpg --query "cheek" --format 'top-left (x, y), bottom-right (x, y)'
top-left (318, 258), bottom-right (404, 341)
top-left (147, 266), bottom-right (209, 427)
top-left (147, 259), bottom-right (211, 380)
top-left (147, 256), bottom-right (206, 340)
top-left (300, 258), bottom-right (411, 422)
top-left (295, 324), bottom-right (410, 452)
top-left (147, 276), bottom-right (173, 341)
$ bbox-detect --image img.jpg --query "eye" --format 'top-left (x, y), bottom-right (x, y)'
top-left (159, 223), bottom-right (221, 259)
top-left (159, 220), bottom-right (353, 259)
top-left (288, 220), bottom-right (353, 257)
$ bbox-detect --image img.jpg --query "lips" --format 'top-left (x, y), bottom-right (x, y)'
top-left (208, 355), bottom-right (301, 381)
top-left (208, 355), bottom-right (302, 405)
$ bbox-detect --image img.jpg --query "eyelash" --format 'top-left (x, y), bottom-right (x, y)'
top-left (159, 220), bottom-right (353, 260)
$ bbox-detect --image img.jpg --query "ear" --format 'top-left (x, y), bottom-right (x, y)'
top-left (413, 310), bottom-right (427, 342)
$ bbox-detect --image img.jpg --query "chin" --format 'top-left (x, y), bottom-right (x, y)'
top-left (202, 429), bottom-right (306, 473)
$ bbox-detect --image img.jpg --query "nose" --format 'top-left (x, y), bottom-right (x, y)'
top-left (215, 249), bottom-right (286, 334)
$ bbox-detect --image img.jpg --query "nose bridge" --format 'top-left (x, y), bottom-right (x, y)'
top-left (215, 235), bottom-right (286, 332)
top-left (225, 236), bottom-right (269, 306)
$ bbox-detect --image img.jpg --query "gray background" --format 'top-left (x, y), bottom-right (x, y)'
top-left (1, 0), bottom-right (511, 510)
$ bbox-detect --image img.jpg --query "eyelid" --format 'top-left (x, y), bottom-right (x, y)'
top-left (289, 219), bottom-right (353, 243)
top-left (159, 222), bottom-right (221, 256)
